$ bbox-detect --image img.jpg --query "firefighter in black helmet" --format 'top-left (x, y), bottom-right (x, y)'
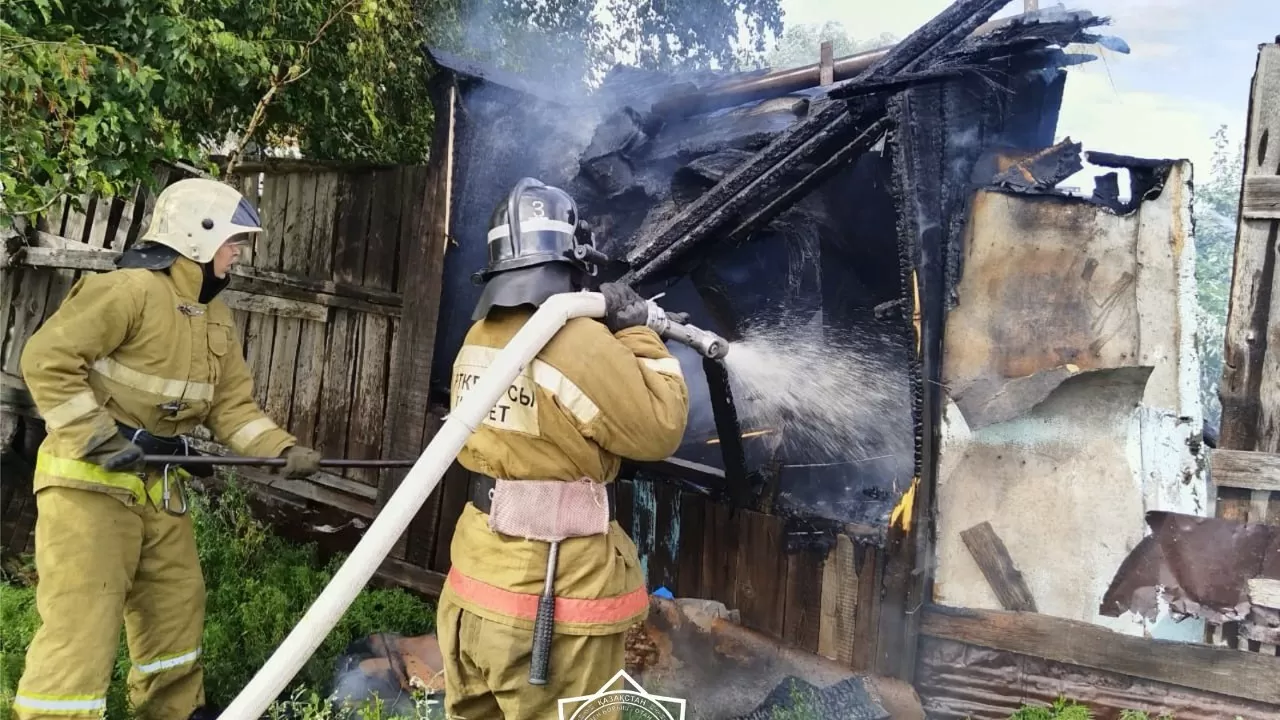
top-left (438, 178), bottom-right (690, 718)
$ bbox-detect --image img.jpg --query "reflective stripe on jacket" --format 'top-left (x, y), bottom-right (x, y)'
top-left (21, 256), bottom-right (295, 501)
top-left (445, 307), bottom-right (690, 635)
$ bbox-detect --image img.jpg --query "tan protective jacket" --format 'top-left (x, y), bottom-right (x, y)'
top-left (21, 256), bottom-right (296, 505)
top-left (442, 307), bottom-right (690, 635)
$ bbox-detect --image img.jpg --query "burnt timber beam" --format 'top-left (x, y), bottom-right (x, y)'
top-left (717, 116), bottom-right (894, 249)
top-left (703, 357), bottom-right (751, 505)
top-left (629, 456), bottom-right (727, 496)
top-left (619, 99), bottom-right (852, 281)
top-left (632, 114), bottom-right (894, 286)
top-left (649, 9), bottom-right (1066, 118)
top-left (619, 0), bottom-right (1013, 287)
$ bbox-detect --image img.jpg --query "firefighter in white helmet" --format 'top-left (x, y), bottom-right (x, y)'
top-left (13, 178), bottom-right (321, 720)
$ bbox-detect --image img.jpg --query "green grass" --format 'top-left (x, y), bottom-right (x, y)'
top-left (1, 478), bottom-right (436, 719)
top-left (1006, 699), bottom-right (1183, 720)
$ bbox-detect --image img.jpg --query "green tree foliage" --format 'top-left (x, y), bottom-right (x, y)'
top-left (426, 0), bottom-right (784, 85)
top-left (736, 20), bottom-right (897, 72)
top-left (1, 0), bottom-right (433, 226)
top-left (1, 0), bottom-right (217, 224)
top-left (1194, 125), bottom-right (1243, 430)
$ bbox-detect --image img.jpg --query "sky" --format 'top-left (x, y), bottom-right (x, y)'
top-left (771, 0), bottom-right (1280, 188)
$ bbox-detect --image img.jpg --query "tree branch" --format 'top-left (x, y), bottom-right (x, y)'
top-left (223, 0), bottom-right (360, 175)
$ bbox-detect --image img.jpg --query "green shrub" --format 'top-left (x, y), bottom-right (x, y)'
top-left (1010, 697), bottom-right (1095, 720)
top-left (1, 478), bottom-right (436, 717)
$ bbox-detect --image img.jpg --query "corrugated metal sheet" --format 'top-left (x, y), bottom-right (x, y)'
top-left (917, 637), bottom-right (1280, 720)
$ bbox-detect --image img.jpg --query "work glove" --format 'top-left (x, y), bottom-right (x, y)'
top-left (600, 282), bottom-right (651, 334)
top-left (85, 433), bottom-right (145, 473)
top-left (279, 445), bottom-right (321, 479)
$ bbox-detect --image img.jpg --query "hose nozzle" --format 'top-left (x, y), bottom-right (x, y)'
top-left (645, 302), bottom-right (731, 360)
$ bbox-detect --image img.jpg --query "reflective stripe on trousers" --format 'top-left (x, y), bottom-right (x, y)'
top-left (134, 647), bottom-right (202, 675)
top-left (12, 694), bottom-right (107, 717)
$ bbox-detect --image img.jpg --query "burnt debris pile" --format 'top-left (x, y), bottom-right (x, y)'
top-left (425, 3), bottom-right (1122, 533)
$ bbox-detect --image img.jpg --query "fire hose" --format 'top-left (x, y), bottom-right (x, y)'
top-left (218, 291), bottom-right (729, 719)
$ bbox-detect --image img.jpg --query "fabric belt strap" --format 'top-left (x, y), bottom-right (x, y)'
top-left (469, 474), bottom-right (617, 521)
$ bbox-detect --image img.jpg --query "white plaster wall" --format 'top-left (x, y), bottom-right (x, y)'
top-left (934, 162), bottom-right (1207, 636)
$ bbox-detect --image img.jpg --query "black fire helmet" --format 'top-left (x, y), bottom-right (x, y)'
top-left (471, 177), bottom-right (606, 321)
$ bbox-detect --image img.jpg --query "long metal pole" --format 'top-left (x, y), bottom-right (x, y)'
top-left (141, 455), bottom-right (416, 468)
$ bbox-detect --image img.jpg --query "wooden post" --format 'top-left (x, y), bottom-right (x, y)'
top-left (377, 72), bottom-right (459, 563)
top-left (1219, 41), bottom-right (1279, 456)
top-left (1212, 40), bottom-right (1280, 647)
top-left (819, 41), bottom-right (835, 86)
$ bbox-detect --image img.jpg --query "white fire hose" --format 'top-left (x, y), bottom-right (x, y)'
top-left (218, 291), bottom-right (608, 719)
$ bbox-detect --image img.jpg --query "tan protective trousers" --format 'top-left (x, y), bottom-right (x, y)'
top-left (14, 486), bottom-right (206, 720)
top-left (437, 594), bottom-right (626, 720)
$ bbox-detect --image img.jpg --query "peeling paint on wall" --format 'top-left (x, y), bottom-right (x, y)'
top-left (935, 161), bottom-right (1207, 637)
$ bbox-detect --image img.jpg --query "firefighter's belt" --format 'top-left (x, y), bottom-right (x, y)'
top-left (115, 421), bottom-right (212, 478)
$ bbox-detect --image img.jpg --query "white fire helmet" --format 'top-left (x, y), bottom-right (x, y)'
top-left (138, 178), bottom-right (264, 263)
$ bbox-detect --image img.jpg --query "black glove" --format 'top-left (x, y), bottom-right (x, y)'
top-left (666, 311), bottom-right (690, 325)
top-left (85, 434), bottom-right (145, 472)
top-left (279, 445), bottom-right (321, 479)
top-left (600, 282), bottom-right (650, 334)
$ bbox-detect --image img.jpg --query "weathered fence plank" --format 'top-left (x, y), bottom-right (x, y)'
top-left (3, 273), bottom-right (51, 377)
top-left (818, 534), bottom-right (859, 664)
top-left (783, 545), bottom-right (825, 654)
top-left (310, 172), bottom-right (339, 279)
top-left (316, 310), bottom-right (358, 460)
top-left (1211, 448), bottom-right (1280, 492)
top-left (349, 314), bottom-right (389, 486)
top-left (290, 318), bottom-right (328, 448)
top-left (333, 172), bottom-right (374, 286)
top-left (376, 78), bottom-right (457, 561)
